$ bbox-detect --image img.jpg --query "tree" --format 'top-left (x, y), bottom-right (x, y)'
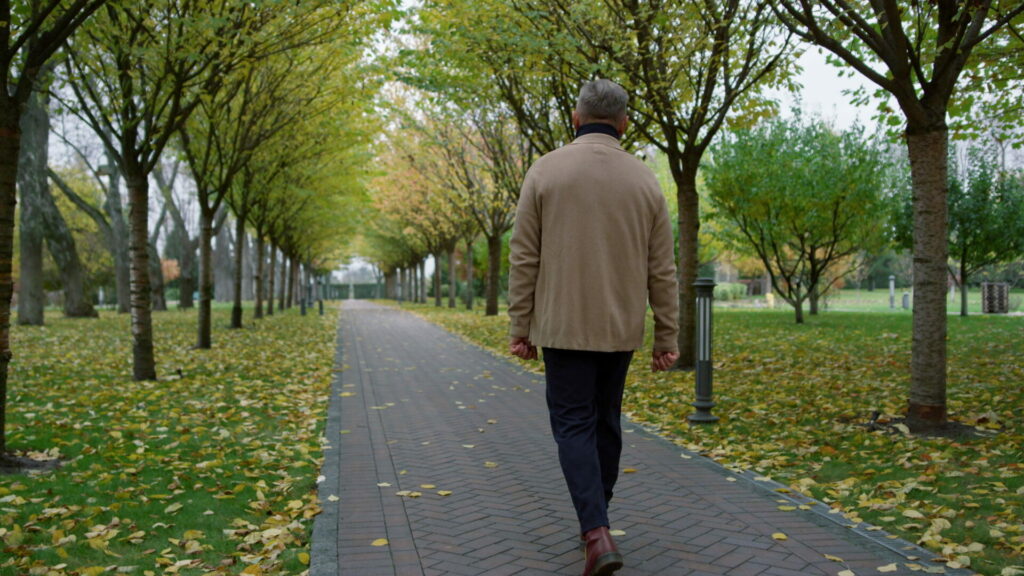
top-left (18, 70), bottom-right (97, 324)
top-left (895, 145), bottom-right (1024, 316)
top-left (706, 114), bottom-right (893, 323)
top-left (773, 0), bottom-right (1024, 429)
top-left (526, 0), bottom-right (794, 368)
top-left (61, 0), bottom-right (246, 379)
top-left (1, 0), bottom-right (109, 462)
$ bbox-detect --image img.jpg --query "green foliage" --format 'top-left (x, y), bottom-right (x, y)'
top-left (0, 306), bottom-right (338, 574)
top-left (705, 112), bottom-right (895, 320)
top-left (713, 282), bottom-right (748, 301)
top-left (894, 144), bottom-right (1024, 287)
top-left (403, 302), bottom-right (1024, 576)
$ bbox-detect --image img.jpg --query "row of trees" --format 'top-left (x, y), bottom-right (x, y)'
top-left (1, 0), bottom-right (393, 463)
top-left (360, 0), bottom-right (1024, 431)
top-left (706, 112), bottom-right (1024, 323)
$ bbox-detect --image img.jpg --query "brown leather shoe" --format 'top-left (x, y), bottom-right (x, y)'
top-left (582, 526), bottom-right (623, 575)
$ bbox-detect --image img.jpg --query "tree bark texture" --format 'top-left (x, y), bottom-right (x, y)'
top-left (675, 161), bottom-right (700, 370)
top-left (197, 208), bottom-right (214, 349)
top-left (16, 87), bottom-right (47, 326)
top-left (485, 235), bottom-right (501, 316)
top-left (230, 215), bottom-right (245, 329)
top-left (1, 100), bottom-right (23, 455)
top-left (126, 172), bottom-right (156, 380)
top-left (906, 127), bottom-right (949, 427)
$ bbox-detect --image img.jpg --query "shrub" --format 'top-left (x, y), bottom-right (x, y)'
top-left (714, 282), bottom-right (748, 301)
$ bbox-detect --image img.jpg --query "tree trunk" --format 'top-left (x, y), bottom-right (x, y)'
top-left (177, 239), bottom-right (196, 309)
top-left (420, 259), bottom-right (426, 303)
top-left (794, 299), bottom-right (804, 324)
top-left (148, 237), bottom-right (167, 311)
top-left (214, 223), bottom-right (232, 302)
top-left (16, 86), bottom-right (49, 326)
top-left (1, 99), bottom-right (24, 456)
top-left (434, 254), bottom-right (442, 307)
top-left (447, 248), bottom-right (456, 309)
top-left (267, 246), bottom-right (276, 316)
top-left (809, 286), bottom-right (819, 315)
top-left (284, 256), bottom-right (292, 309)
top-left (125, 171), bottom-right (156, 380)
top-left (486, 234), bottom-right (501, 316)
top-left (465, 239), bottom-right (474, 310)
top-left (197, 206), bottom-right (214, 349)
top-left (19, 80), bottom-right (95, 320)
top-left (102, 147), bottom-right (130, 314)
top-left (254, 235), bottom-right (265, 320)
top-left (674, 160), bottom-right (700, 370)
top-left (230, 215), bottom-right (244, 329)
top-left (147, 206), bottom-right (167, 312)
top-left (906, 127), bottom-right (949, 428)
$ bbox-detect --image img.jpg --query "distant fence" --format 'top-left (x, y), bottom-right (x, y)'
top-left (325, 283), bottom-right (380, 300)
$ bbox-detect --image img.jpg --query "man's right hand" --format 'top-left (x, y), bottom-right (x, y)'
top-left (652, 350), bottom-right (679, 372)
top-left (510, 337), bottom-right (538, 360)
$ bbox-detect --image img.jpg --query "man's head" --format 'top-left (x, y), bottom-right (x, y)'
top-left (573, 79), bottom-right (628, 136)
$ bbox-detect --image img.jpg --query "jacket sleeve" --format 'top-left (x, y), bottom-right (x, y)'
top-left (507, 170), bottom-right (541, 339)
top-left (648, 194), bottom-right (679, 353)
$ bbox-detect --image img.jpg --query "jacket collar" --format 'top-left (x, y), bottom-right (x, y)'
top-left (575, 122), bottom-right (621, 139)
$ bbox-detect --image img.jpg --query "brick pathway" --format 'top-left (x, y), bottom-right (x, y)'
top-left (311, 301), bottom-right (966, 576)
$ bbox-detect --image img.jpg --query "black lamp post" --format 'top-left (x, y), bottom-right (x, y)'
top-left (689, 278), bottom-right (719, 424)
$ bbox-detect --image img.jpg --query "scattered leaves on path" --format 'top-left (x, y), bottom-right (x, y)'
top-left (408, 303), bottom-right (1024, 576)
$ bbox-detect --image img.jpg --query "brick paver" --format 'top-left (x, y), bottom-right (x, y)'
top-left (311, 301), bottom-right (966, 576)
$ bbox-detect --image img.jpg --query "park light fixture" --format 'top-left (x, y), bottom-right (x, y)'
top-left (689, 278), bottom-right (719, 424)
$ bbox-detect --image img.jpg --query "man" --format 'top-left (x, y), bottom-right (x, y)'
top-left (508, 79), bottom-right (680, 576)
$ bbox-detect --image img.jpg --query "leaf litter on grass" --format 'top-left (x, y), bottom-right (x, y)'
top-left (1, 306), bottom-right (339, 575)
top-left (404, 302), bottom-right (1024, 576)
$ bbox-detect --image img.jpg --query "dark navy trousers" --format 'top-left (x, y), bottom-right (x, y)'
top-left (542, 347), bottom-right (634, 534)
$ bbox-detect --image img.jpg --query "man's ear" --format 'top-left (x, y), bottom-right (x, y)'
top-left (617, 115), bottom-right (629, 136)
top-left (572, 110), bottom-right (581, 130)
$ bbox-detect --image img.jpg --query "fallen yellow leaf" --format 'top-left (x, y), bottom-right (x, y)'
top-left (771, 532), bottom-right (787, 541)
top-left (372, 538), bottom-right (389, 547)
top-left (877, 564), bottom-right (898, 573)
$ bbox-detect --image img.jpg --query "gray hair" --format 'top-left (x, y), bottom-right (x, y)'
top-left (576, 79), bottom-right (628, 123)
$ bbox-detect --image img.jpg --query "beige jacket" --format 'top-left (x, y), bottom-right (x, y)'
top-left (508, 132), bottom-right (679, 353)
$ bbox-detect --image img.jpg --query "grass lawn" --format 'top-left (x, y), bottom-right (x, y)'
top-left (401, 300), bottom-right (1024, 576)
top-left (1, 304), bottom-right (338, 575)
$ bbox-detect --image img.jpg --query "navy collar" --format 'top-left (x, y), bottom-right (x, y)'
top-left (575, 122), bottom-right (620, 140)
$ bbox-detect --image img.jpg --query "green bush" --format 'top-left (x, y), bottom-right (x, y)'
top-left (714, 282), bottom-right (748, 301)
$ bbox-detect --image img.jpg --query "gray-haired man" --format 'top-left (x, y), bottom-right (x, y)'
top-left (508, 79), bottom-right (680, 576)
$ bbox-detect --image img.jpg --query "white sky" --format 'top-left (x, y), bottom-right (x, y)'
top-left (777, 47), bottom-right (876, 130)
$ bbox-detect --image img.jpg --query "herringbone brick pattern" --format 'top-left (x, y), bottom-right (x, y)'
top-left (311, 301), bottom-right (965, 576)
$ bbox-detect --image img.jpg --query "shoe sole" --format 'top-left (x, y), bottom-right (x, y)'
top-left (592, 552), bottom-right (624, 575)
